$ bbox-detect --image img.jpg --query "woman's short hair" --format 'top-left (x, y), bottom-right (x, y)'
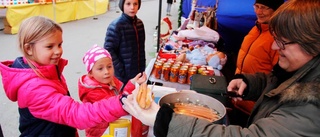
top-left (269, 0), bottom-right (320, 56)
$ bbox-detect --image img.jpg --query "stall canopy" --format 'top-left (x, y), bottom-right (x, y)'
top-left (181, 0), bottom-right (257, 54)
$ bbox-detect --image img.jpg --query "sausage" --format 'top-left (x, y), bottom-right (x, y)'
top-left (136, 83), bottom-right (154, 109)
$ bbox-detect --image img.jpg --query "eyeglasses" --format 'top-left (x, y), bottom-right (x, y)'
top-left (253, 4), bottom-right (271, 11)
top-left (273, 37), bottom-right (295, 50)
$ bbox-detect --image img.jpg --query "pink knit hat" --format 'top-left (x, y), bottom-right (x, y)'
top-left (83, 44), bottom-right (112, 72)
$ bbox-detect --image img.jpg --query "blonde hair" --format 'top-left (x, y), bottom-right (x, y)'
top-left (17, 16), bottom-right (63, 77)
top-left (269, 0), bottom-right (320, 56)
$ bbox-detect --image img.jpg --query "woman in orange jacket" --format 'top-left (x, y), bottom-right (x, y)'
top-left (233, 0), bottom-right (284, 126)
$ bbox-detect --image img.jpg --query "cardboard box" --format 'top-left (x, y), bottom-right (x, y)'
top-left (3, 17), bottom-right (10, 26)
top-left (3, 25), bottom-right (11, 34)
top-left (2, 17), bottom-right (11, 34)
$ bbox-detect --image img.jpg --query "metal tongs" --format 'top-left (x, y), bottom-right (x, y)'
top-left (150, 82), bottom-right (155, 92)
top-left (221, 91), bottom-right (243, 98)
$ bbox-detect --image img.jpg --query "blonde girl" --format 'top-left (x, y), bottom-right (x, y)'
top-left (0, 16), bottom-right (136, 136)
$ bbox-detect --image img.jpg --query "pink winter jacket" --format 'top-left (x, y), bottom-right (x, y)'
top-left (0, 57), bottom-right (128, 132)
top-left (78, 75), bottom-right (135, 137)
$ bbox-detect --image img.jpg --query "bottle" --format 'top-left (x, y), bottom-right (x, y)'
top-left (152, 26), bottom-right (159, 57)
top-left (109, 119), bottom-right (131, 137)
top-left (131, 117), bottom-right (149, 137)
top-left (153, 26), bottom-right (158, 50)
top-left (199, 16), bottom-right (205, 27)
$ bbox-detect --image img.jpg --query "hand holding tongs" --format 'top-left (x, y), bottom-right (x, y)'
top-left (221, 90), bottom-right (243, 98)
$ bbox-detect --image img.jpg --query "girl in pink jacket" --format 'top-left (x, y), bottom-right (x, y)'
top-left (78, 45), bottom-right (146, 137)
top-left (0, 16), bottom-right (145, 137)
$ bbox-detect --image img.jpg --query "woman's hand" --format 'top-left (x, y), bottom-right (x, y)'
top-left (227, 79), bottom-right (247, 101)
top-left (131, 72), bottom-right (147, 85)
top-left (122, 88), bottom-right (160, 126)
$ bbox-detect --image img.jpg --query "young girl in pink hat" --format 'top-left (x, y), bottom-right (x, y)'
top-left (78, 45), bottom-right (146, 137)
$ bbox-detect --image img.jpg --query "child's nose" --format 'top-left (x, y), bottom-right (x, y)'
top-left (104, 69), bottom-right (110, 74)
top-left (55, 48), bottom-right (63, 55)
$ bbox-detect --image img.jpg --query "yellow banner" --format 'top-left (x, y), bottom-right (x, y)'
top-left (3, 0), bottom-right (108, 34)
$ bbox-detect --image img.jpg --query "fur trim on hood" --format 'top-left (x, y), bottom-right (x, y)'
top-left (280, 82), bottom-right (320, 106)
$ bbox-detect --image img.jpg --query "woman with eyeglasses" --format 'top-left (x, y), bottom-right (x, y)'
top-left (122, 0), bottom-right (320, 136)
top-left (232, 0), bottom-right (284, 125)
top-left (236, 0), bottom-right (284, 75)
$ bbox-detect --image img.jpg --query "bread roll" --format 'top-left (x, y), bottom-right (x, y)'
top-left (136, 83), bottom-right (153, 109)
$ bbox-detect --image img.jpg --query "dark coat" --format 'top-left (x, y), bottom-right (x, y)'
top-left (104, 13), bottom-right (146, 84)
top-left (0, 124), bottom-right (3, 137)
top-left (155, 55), bottom-right (320, 137)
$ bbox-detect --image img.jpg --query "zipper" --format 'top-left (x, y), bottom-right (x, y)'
top-left (239, 24), bottom-right (262, 73)
top-left (56, 65), bottom-right (71, 96)
top-left (133, 21), bottom-right (140, 72)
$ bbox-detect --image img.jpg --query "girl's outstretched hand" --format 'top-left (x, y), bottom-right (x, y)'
top-left (131, 72), bottom-right (147, 85)
top-left (122, 88), bottom-right (160, 126)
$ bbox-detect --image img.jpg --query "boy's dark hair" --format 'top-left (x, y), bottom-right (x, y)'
top-left (119, 0), bottom-right (141, 12)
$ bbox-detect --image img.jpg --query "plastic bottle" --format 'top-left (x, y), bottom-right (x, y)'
top-left (199, 16), bottom-right (205, 27)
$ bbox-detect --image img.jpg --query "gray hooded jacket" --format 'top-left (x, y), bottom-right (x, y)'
top-left (164, 55), bottom-right (320, 137)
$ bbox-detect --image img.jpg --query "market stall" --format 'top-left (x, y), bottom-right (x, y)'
top-left (180, 0), bottom-right (256, 53)
top-left (176, 0), bottom-right (257, 82)
top-left (1, 0), bottom-right (108, 34)
top-left (147, 15), bottom-right (228, 92)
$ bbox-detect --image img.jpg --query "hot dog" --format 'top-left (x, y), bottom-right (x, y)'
top-left (136, 83), bottom-right (154, 109)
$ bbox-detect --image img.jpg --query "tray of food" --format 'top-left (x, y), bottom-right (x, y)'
top-left (159, 92), bottom-right (226, 123)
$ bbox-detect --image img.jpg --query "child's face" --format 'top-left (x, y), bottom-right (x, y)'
top-left (28, 30), bottom-right (63, 66)
top-left (89, 57), bottom-right (114, 84)
top-left (123, 0), bottom-right (139, 17)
